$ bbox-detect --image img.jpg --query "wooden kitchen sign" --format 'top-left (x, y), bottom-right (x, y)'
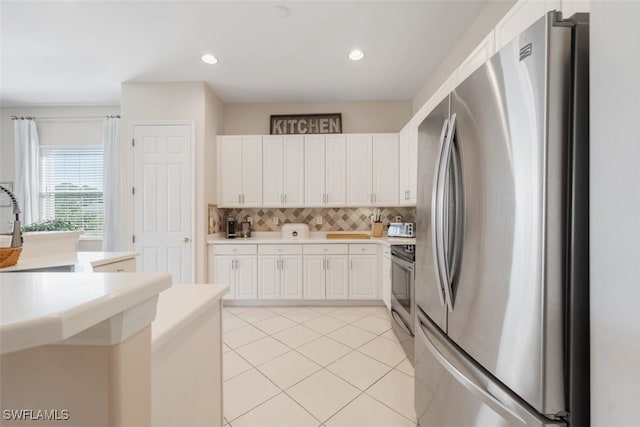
top-left (270, 113), bottom-right (342, 135)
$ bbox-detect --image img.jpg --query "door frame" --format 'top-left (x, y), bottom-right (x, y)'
top-left (125, 120), bottom-right (196, 282)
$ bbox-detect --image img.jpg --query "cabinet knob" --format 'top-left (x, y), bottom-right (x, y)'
top-left (183, 237), bottom-right (191, 243)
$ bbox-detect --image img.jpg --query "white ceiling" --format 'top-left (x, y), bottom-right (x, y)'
top-left (1, 0), bottom-right (488, 107)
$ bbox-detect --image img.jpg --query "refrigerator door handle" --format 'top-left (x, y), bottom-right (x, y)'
top-left (431, 118), bottom-right (450, 308)
top-left (437, 113), bottom-right (457, 311)
top-left (416, 312), bottom-right (563, 427)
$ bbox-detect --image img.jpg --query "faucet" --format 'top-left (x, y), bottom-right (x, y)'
top-left (0, 184), bottom-right (22, 248)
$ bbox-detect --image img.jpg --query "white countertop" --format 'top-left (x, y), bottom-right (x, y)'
top-left (0, 251), bottom-right (138, 272)
top-left (207, 232), bottom-right (415, 246)
top-left (152, 284), bottom-right (228, 353)
top-left (0, 272), bottom-right (172, 355)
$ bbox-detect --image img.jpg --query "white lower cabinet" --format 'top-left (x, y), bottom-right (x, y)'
top-left (348, 244), bottom-right (378, 300)
top-left (303, 244), bottom-right (348, 299)
top-left (210, 242), bottom-right (383, 301)
top-left (209, 245), bottom-right (258, 300)
top-left (381, 246), bottom-right (392, 310)
top-left (258, 245), bottom-right (303, 299)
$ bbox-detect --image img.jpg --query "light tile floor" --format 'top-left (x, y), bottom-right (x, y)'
top-left (223, 305), bottom-right (417, 427)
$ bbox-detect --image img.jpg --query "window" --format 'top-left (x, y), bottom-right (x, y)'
top-left (39, 146), bottom-right (104, 237)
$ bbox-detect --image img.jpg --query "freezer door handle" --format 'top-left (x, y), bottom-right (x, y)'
top-left (431, 118), bottom-right (450, 308)
top-left (416, 311), bottom-right (564, 427)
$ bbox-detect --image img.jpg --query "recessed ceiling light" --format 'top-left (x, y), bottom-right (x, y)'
top-left (201, 54), bottom-right (218, 65)
top-left (349, 49), bottom-right (365, 61)
top-left (273, 5), bottom-right (290, 18)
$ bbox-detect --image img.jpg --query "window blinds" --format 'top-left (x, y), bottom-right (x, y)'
top-left (39, 146), bottom-right (104, 237)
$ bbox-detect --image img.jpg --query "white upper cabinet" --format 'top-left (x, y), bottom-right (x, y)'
top-left (304, 134), bottom-right (347, 207)
top-left (346, 134), bottom-right (373, 206)
top-left (324, 135), bottom-right (348, 206)
top-left (217, 135), bottom-right (262, 207)
top-left (398, 122), bottom-right (418, 206)
top-left (263, 135), bottom-right (304, 207)
top-left (347, 133), bottom-right (398, 206)
top-left (372, 133), bottom-right (399, 206)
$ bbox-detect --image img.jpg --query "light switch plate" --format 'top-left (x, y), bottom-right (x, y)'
top-left (316, 216), bottom-right (323, 225)
top-left (273, 216), bottom-right (279, 225)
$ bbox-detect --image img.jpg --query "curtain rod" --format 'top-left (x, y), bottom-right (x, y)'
top-left (11, 115), bottom-right (120, 121)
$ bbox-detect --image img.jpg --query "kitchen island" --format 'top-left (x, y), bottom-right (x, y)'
top-left (1, 267), bottom-right (228, 426)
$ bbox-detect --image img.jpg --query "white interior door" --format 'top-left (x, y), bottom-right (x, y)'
top-left (134, 124), bottom-right (193, 283)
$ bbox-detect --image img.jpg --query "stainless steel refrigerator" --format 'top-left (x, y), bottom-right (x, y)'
top-left (414, 12), bottom-right (589, 427)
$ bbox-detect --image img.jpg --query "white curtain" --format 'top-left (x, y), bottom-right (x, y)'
top-left (14, 118), bottom-right (40, 224)
top-left (102, 116), bottom-right (121, 251)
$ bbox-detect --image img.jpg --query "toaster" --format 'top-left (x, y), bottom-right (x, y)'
top-left (387, 222), bottom-right (415, 238)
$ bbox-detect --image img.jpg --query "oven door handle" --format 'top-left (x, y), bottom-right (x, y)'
top-left (391, 308), bottom-right (414, 338)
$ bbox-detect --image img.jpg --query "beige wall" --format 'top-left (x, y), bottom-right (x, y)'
top-left (412, 0), bottom-right (516, 112)
top-left (204, 86), bottom-right (224, 207)
top-left (223, 100), bottom-right (412, 135)
top-left (120, 82), bottom-right (224, 283)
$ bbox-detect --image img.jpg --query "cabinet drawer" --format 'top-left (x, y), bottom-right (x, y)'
top-left (258, 244), bottom-right (303, 255)
top-left (349, 244), bottom-right (377, 255)
top-left (382, 246), bottom-right (391, 257)
top-left (210, 244), bottom-right (257, 255)
top-left (303, 244), bottom-right (348, 255)
top-left (93, 258), bottom-right (136, 273)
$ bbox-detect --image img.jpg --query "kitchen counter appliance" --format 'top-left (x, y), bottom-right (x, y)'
top-left (387, 222), bottom-right (415, 238)
top-left (414, 12), bottom-right (589, 426)
top-left (225, 217), bottom-right (237, 239)
top-left (390, 244), bottom-right (415, 364)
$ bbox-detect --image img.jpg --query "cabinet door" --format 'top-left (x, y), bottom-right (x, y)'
top-left (349, 255), bottom-right (377, 299)
top-left (262, 135), bottom-right (284, 207)
top-left (304, 135), bottom-right (326, 206)
top-left (325, 135), bottom-right (347, 206)
top-left (303, 255), bottom-right (325, 299)
top-left (218, 136), bottom-right (243, 207)
top-left (281, 255), bottom-right (303, 299)
top-left (283, 135), bottom-right (304, 206)
top-left (347, 134), bottom-right (373, 206)
top-left (398, 125), bottom-right (410, 204)
top-left (326, 255), bottom-right (349, 299)
top-left (213, 255), bottom-right (234, 299)
top-left (235, 255), bottom-right (258, 299)
top-left (373, 133), bottom-right (399, 206)
top-left (241, 136), bottom-right (263, 207)
top-left (258, 255), bottom-right (280, 299)
top-left (382, 254), bottom-right (392, 310)
top-left (408, 124), bottom-right (418, 205)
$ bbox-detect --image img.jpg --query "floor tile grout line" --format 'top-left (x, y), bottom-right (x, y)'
top-left (224, 305), bottom-right (414, 426)
top-left (362, 389), bottom-right (418, 424)
top-left (285, 368), bottom-right (363, 425)
top-left (224, 369), bottom-right (286, 424)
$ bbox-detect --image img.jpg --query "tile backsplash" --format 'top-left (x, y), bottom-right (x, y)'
top-left (209, 205), bottom-right (415, 233)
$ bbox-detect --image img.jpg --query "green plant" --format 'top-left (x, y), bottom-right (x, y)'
top-left (22, 219), bottom-right (78, 232)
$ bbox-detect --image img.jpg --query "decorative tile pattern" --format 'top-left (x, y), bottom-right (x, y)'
top-left (217, 207), bottom-right (415, 232)
top-left (208, 204), bottom-right (223, 234)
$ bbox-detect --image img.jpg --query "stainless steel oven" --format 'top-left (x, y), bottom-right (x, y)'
top-left (390, 244), bottom-right (415, 364)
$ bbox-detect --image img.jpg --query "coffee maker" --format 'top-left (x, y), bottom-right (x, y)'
top-left (226, 217), bottom-right (237, 239)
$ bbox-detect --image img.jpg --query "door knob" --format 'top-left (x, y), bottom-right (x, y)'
top-left (183, 237), bottom-right (190, 243)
